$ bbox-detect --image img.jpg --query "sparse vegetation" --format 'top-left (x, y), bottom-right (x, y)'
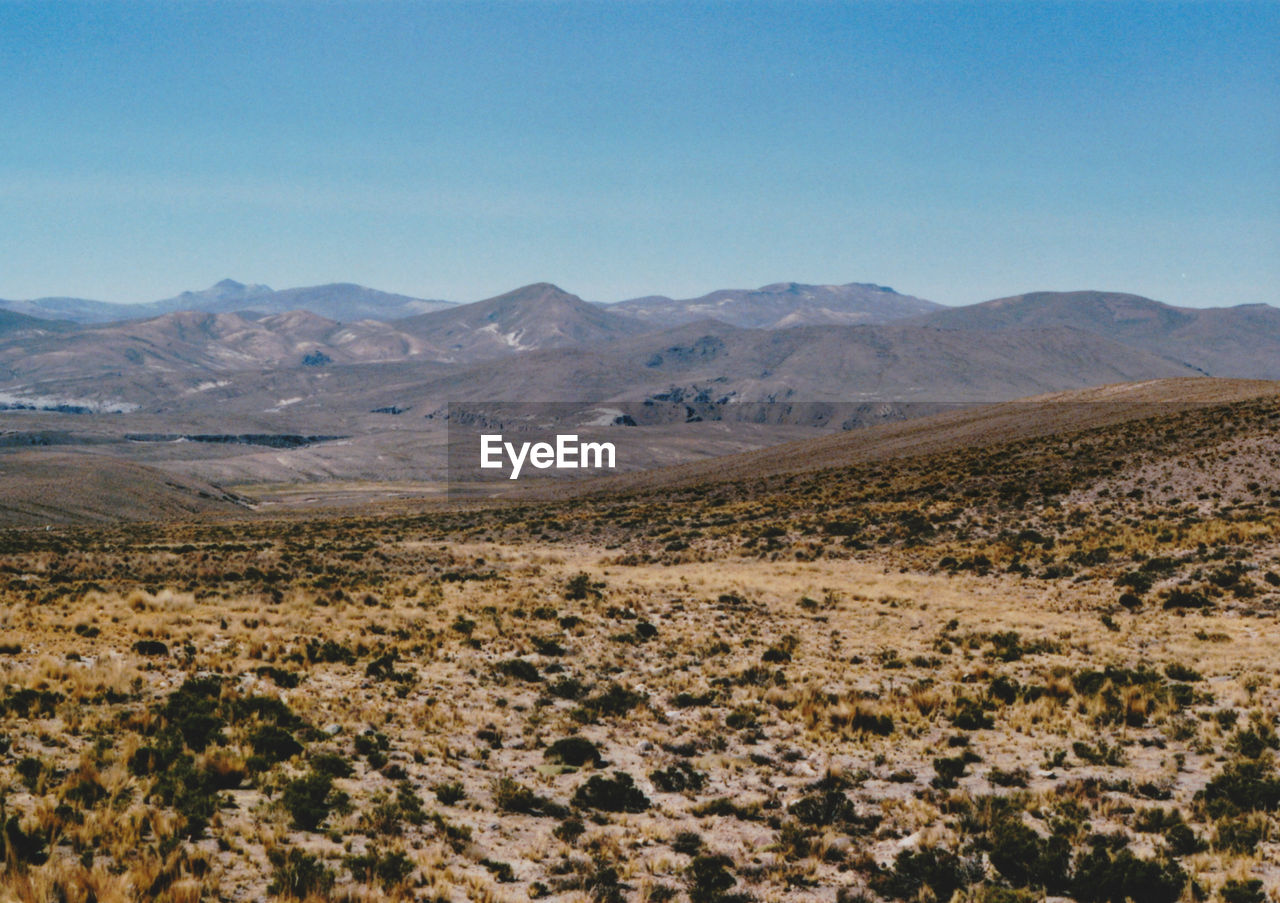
top-left (0, 392), bottom-right (1276, 898)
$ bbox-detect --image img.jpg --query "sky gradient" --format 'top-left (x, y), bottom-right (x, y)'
top-left (1, 1), bottom-right (1276, 308)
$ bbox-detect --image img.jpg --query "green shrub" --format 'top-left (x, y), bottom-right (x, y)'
top-left (2, 815), bottom-right (48, 866)
top-left (650, 761), bottom-right (707, 793)
top-left (1220, 880), bottom-right (1265, 903)
top-left (1197, 759), bottom-right (1280, 818)
top-left (1164, 663), bottom-right (1201, 682)
top-left (685, 854), bottom-right (746, 903)
top-left (493, 777), bottom-right (567, 817)
top-left (1211, 814), bottom-right (1267, 854)
top-left (432, 781), bottom-right (466, 805)
top-left (871, 847), bottom-right (982, 902)
top-left (310, 751), bottom-right (355, 778)
top-left (672, 830), bottom-right (703, 855)
top-left (1162, 588), bottom-right (1210, 609)
top-left (248, 724), bottom-right (304, 764)
top-left (571, 771), bottom-right (650, 813)
top-left (544, 736), bottom-right (603, 768)
top-left (282, 771), bottom-right (343, 831)
top-left (496, 658), bottom-right (541, 682)
top-left (346, 848), bottom-right (415, 889)
top-left (989, 820), bottom-right (1070, 890)
top-left (149, 754), bottom-right (225, 838)
top-left (574, 683), bottom-right (645, 721)
top-left (1070, 847), bottom-right (1185, 903)
top-left (268, 848), bottom-right (334, 898)
top-left (565, 573), bottom-right (601, 600)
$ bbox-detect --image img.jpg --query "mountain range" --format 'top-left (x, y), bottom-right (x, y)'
top-left (610, 281), bottom-right (941, 329)
top-left (0, 279), bottom-right (454, 324)
top-left (912, 290), bottom-right (1280, 379)
top-left (0, 276), bottom-right (1276, 488)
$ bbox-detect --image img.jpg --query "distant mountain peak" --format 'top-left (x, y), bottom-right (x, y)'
top-left (489, 283), bottom-right (585, 307)
top-left (214, 278), bottom-right (246, 291)
top-left (613, 280), bottom-right (940, 330)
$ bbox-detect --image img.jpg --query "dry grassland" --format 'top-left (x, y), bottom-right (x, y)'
top-left (0, 392), bottom-right (1277, 902)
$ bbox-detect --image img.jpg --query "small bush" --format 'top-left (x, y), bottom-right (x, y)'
top-left (672, 830), bottom-right (703, 855)
top-left (685, 854), bottom-right (746, 903)
top-left (282, 771), bottom-right (343, 831)
top-left (544, 736), bottom-right (603, 768)
top-left (1196, 759), bottom-right (1280, 818)
top-left (248, 724), bottom-right (304, 765)
top-left (571, 771), bottom-right (650, 813)
top-left (432, 781), bottom-right (466, 804)
top-left (496, 658), bottom-right (541, 682)
top-left (1070, 846), bottom-right (1185, 903)
top-left (1162, 588), bottom-right (1210, 609)
top-left (346, 848), bottom-right (415, 889)
top-left (268, 848), bottom-right (334, 899)
top-left (871, 846), bottom-right (982, 902)
top-left (989, 820), bottom-right (1071, 890)
top-left (493, 777), bottom-right (567, 817)
top-left (1220, 880), bottom-right (1265, 903)
top-left (650, 761), bottom-right (707, 793)
top-left (310, 751), bottom-right (354, 778)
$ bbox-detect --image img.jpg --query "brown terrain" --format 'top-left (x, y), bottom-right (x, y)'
top-left (0, 377), bottom-right (1275, 902)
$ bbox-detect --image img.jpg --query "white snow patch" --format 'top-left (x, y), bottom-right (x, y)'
top-left (184, 380), bottom-right (230, 395)
top-left (265, 396), bottom-right (302, 412)
top-left (478, 322), bottom-right (532, 350)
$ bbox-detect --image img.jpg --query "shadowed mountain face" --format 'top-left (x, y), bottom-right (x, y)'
top-left (611, 281), bottom-right (942, 329)
top-left (0, 309), bottom-right (73, 338)
top-left (394, 283), bottom-right (650, 362)
top-left (916, 291), bottom-right (1280, 379)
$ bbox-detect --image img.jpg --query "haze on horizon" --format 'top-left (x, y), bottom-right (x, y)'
top-left (1, 1), bottom-right (1276, 309)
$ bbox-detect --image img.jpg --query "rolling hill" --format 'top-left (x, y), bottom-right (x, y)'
top-left (568, 377), bottom-right (1280, 497)
top-left (916, 290), bottom-right (1280, 379)
top-left (0, 309), bottom-right (441, 385)
top-left (0, 450), bottom-right (251, 526)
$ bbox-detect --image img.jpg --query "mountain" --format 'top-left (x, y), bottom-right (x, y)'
top-left (0, 280), bottom-right (454, 324)
top-left (611, 281), bottom-right (942, 329)
top-left (396, 319), bottom-right (1203, 408)
top-left (259, 283), bottom-right (453, 320)
top-left (0, 282), bottom-right (651, 389)
top-left (147, 279), bottom-right (455, 320)
top-left (149, 278), bottom-right (276, 315)
top-left (0, 309), bottom-right (439, 385)
top-left (395, 283), bottom-right (649, 362)
top-left (0, 295), bottom-right (126, 323)
top-left (916, 291), bottom-right (1280, 379)
top-left (0, 308), bottom-right (74, 338)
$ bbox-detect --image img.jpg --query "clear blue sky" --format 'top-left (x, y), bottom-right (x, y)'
top-left (1, 1), bottom-right (1276, 307)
